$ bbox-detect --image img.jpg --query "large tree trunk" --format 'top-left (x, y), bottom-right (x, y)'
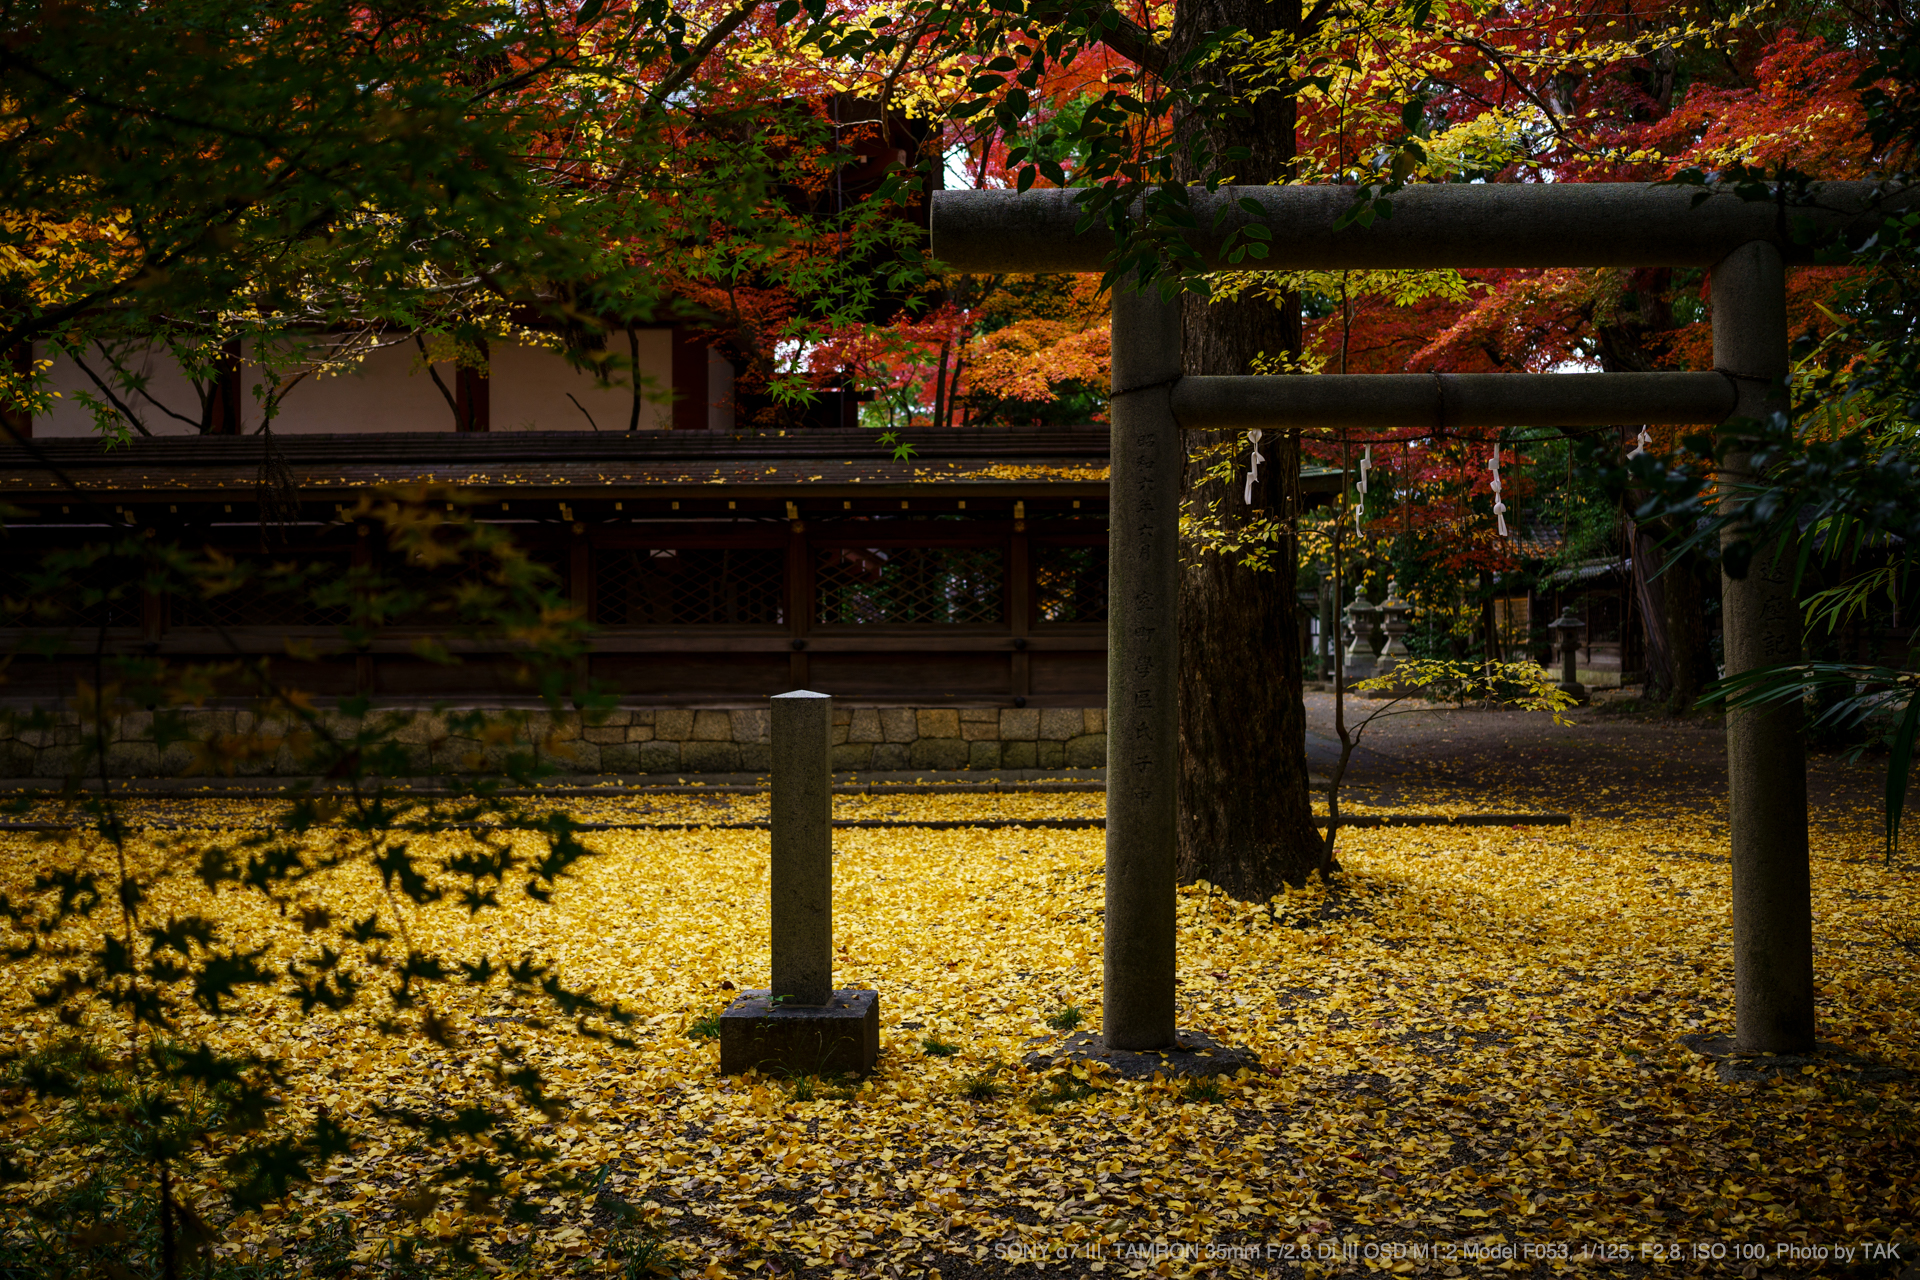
top-left (1628, 519), bottom-right (1675, 695)
top-left (1599, 271), bottom-right (1718, 714)
top-left (1167, 0), bottom-right (1322, 898)
top-left (1629, 517), bottom-right (1717, 711)
top-left (1662, 545), bottom-right (1718, 713)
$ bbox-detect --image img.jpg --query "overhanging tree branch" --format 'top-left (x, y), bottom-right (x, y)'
top-left (646, 2), bottom-right (763, 109)
top-left (1095, 7), bottom-right (1168, 76)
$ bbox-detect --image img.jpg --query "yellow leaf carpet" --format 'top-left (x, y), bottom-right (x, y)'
top-left (1, 788), bottom-right (1914, 1277)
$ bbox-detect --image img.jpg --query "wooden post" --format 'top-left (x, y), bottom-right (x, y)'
top-left (207, 338), bottom-right (244, 435)
top-left (353, 525), bottom-right (374, 696)
top-left (456, 338), bottom-right (490, 433)
top-left (1009, 526), bottom-right (1030, 701)
top-left (787, 519), bottom-right (811, 690)
top-left (570, 535), bottom-right (591, 704)
top-left (671, 329), bottom-right (708, 432)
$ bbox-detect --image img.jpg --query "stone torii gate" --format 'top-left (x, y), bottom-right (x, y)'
top-left (932, 180), bottom-right (1905, 1058)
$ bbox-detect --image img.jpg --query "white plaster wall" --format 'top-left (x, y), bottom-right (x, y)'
top-left (264, 336), bottom-right (456, 433)
top-left (36, 343), bottom-right (204, 437)
top-left (488, 332), bottom-right (674, 433)
top-left (30, 330), bottom-right (678, 436)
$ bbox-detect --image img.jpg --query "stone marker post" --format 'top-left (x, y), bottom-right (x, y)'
top-left (1712, 241), bottom-right (1815, 1054)
top-left (1104, 276), bottom-right (1180, 1052)
top-left (719, 689), bottom-right (879, 1075)
top-left (771, 690), bottom-right (833, 1005)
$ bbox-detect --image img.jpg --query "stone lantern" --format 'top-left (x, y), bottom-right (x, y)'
top-left (1342, 588), bottom-right (1380, 682)
top-left (1375, 578), bottom-right (1412, 678)
top-left (1546, 606), bottom-right (1588, 703)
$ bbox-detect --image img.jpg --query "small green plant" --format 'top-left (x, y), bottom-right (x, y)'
top-left (787, 1075), bottom-right (818, 1103)
top-left (1030, 1070), bottom-right (1105, 1114)
top-left (591, 1166), bottom-right (682, 1280)
top-left (686, 1011), bottom-right (723, 1040)
top-left (921, 1036), bottom-right (960, 1057)
top-left (1180, 1076), bottom-right (1224, 1105)
top-left (1044, 1003), bottom-right (1085, 1032)
top-left (959, 1073), bottom-right (1002, 1101)
top-left (301, 1212), bottom-right (357, 1275)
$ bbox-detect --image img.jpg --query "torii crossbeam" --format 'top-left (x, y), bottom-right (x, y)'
top-left (932, 180), bottom-right (1910, 1057)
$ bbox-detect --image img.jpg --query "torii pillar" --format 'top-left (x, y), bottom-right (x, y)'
top-left (1104, 280), bottom-right (1182, 1050)
top-left (1713, 242), bottom-right (1814, 1053)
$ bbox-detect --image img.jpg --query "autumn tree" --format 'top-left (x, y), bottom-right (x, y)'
top-left (0, 0), bottom-right (933, 439)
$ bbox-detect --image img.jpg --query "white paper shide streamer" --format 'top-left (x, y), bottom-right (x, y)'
top-left (1243, 429), bottom-right (1264, 505)
top-left (1627, 426), bottom-right (1652, 459)
top-left (1355, 445), bottom-right (1372, 532)
top-left (1488, 445), bottom-right (1509, 538)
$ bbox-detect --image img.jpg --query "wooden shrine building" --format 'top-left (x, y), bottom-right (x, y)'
top-left (0, 428), bottom-right (1116, 708)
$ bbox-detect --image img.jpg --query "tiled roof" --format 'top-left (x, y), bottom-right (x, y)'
top-left (1511, 519), bottom-right (1565, 559)
top-left (0, 428), bottom-right (1114, 501)
top-left (1, 429), bottom-right (1350, 506)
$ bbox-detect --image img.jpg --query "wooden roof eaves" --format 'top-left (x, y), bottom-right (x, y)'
top-left (0, 479), bottom-right (1115, 505)
top-left (0, 428), bottom-right (1117, 501)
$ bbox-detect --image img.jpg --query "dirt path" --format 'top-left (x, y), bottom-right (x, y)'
top-left (1304, 689), bottom-right (1899, 827)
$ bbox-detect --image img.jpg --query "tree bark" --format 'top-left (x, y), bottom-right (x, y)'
top-left (1630, 517), bottom-right (1716, 711)
top-left (1628, 519), bottom-right (1674, 694)
top-left (1167, 0), bottom-right (1322, 898)
top-left (1599, 271), bottom-right (1716, 713)
top-left (1661, 545), bottom-right (1717, 712)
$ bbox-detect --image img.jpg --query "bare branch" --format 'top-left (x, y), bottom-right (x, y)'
top-left (68, 350), bottom-right (154, 437)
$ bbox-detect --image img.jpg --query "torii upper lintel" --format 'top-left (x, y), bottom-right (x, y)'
top-left (931, 181), bottom-right (1909, 274)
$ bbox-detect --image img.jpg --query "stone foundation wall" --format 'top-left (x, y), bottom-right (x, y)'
top-left (0, 706), bottom-right (1107, 778)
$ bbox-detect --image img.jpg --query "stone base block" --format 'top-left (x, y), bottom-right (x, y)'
top-left (1679, 1033), bottom-right (1910, 1084)
top-left (719, 988), bottom-right (879, 1077)
top-left (1022, 1028), bottom-right (1258, 1080)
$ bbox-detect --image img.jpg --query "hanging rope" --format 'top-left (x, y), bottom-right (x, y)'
top-left (1488, 444), bottom-right (1509, 538)
top-left (1627, 426), bottom-right (1652, 459)
top-left (1243, 428), bottom-right (1264, 505)
top-left (1355, 445), bottom-right (1371, 533)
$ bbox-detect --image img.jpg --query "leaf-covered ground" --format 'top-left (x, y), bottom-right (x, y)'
top-left (3, 782), bottom-right (1916, 1277)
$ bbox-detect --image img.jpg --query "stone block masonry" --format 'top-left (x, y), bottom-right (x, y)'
top-left (0, 706), bottom-right (1106, 777)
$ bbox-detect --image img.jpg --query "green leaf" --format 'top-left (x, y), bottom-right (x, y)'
top-left (1887, 688), bottom-right (1919, 859)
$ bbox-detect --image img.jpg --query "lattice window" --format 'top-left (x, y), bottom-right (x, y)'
top-left (596, 548), bottom-right (785, 626)
top-left (815, 546), bottom-right (1003, 625)
top-left (171, 555), bottom-right (354, 628)
top-left (1033, 544), bottom-right (1108, 624)
top-left (371, 547), bottom-right (567, 628)
top-left (1493, 596), bottom-right (1530, 648)
top-left (0, 554), bottom-right (143, 628)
